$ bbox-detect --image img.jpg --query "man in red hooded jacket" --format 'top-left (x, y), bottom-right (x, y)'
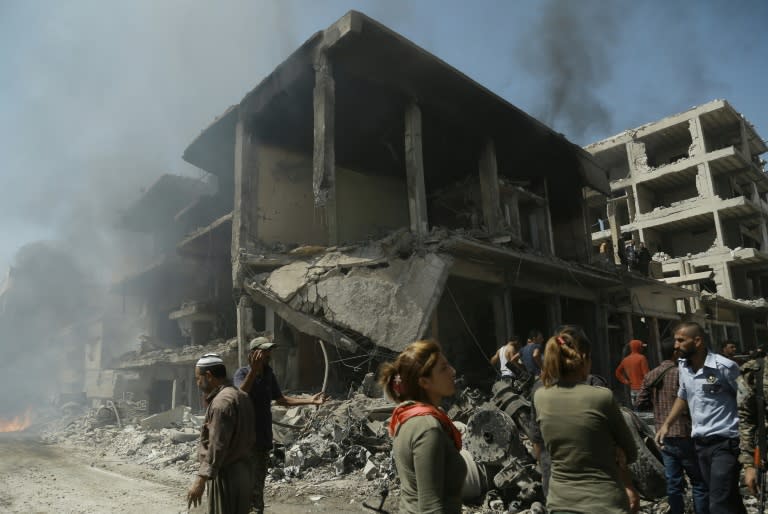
top-left (615, 339), bottom-right (650, 407)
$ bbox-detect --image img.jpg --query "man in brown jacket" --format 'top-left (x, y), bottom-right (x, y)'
top-left (187, 353), bottom-right (256, 514)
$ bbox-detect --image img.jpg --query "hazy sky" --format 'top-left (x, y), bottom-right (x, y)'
top-left (1, 0), bottom-right (766, 274)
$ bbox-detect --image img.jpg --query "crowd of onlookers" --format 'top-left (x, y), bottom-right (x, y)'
top-left (383, 322), bottom-right (764, 514)
top-left (182, 323), bottom-right (767, 514)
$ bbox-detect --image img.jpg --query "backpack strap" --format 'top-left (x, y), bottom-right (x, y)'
top-left (650, 363), bottom-right (675, 390)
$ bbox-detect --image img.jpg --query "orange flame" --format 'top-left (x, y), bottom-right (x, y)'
top-left (0, 408), bottom-right (32, 432)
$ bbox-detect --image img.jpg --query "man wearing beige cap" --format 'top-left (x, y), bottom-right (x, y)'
top-left (234, 335), bottom-right (329, 514)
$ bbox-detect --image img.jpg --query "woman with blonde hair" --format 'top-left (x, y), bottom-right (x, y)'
top-left (533, 329), bottom-right (640, 514)
top-left (379, 339), bottom-right (466, 514)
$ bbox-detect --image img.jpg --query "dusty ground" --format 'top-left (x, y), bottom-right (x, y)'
top-left (0, 432), bottom-right (389, 513)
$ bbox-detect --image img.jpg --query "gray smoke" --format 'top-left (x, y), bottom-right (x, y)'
top-left (0, 0), bottom-right (304, 417)
top-left (516, 0), bottom-right (621, 140)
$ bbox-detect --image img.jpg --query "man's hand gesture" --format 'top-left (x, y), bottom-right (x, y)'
top-left (249, 350), bottom-right (268, 374)
top-left (311, 392), bottom-right (330, 405)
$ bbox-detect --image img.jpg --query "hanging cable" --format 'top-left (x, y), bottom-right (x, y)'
top-left (446, 285), bottom-right (499, 375)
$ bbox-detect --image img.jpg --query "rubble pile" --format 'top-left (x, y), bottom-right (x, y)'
top-left (41, 400), bottom-right (202, 475)
top-left (34, 380), bottom-right (716, 514)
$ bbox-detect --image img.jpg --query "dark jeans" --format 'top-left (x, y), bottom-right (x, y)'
top-left (661, 437), bottom-right (708, 514)
top-left (694, 436), bottom-right (746, 514)
top-left (251, 448), bottom-right (270, 512)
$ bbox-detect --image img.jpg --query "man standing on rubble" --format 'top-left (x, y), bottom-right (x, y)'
top-left (187, 353), bottom-right (256, 514)
top-left (615, 339), bottom-right (650, 407)
top-left (655, 322), bottom-right (746, 514)
top-left (521, 329), bottom-right (544, 377)
top-left (234, 336), bottom-right (329, 514)
top-left (636, 338), bottom-right (707, 514)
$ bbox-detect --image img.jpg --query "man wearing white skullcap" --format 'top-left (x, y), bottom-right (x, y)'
top-left (187, 353), bottom-right (256, 514)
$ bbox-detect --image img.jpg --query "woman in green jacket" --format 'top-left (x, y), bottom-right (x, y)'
top-left (534, 329), bottom-right (640, 514)
top-left (380, 340), bottom-right (467, 514)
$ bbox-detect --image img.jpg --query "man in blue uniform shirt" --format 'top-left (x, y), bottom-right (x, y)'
top-left (655, 321), bottom-right (745, 514)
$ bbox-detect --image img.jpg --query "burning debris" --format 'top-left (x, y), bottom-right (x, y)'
top-left (0, 409), bottom-right (32, 433)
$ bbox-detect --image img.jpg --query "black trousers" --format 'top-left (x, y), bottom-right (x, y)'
top-left (693, 436), bottom-right (745, 514)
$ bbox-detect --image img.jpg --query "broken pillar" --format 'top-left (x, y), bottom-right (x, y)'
top-left (478, 139), bottom-right (503, 233)
top-left (313, 50), bottom-right (338, 244)
top-left (236, 295), bottom-right (253, 367)
top-left (232, 113), bottom-right (257, 289)
top-left (404, 101), bottom-right (429, 240)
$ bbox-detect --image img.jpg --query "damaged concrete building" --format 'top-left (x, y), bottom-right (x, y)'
top-left (181, 11), bottom-right (692, 388)
top-left (588, 99), bottom-right (768, 350)
top-left (105, 173), bottom-right (239, 412)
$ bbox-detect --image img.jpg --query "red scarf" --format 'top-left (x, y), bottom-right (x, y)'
top-left (388, 402), bottom-right (462, 450)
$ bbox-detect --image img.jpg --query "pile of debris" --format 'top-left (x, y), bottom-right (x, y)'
top-left (37, 377), bottom-right (691, 513)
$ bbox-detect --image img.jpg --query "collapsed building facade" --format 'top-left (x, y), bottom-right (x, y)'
top-left (100, 173), bottom-right (239, 412)
top-left (180, 10), bottom-right (691, 390)
top-left (587, 100), bottom-right (768, 351)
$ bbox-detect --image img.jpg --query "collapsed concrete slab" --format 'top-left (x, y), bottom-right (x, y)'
top-left (254, 252), bottom-right (452, 352)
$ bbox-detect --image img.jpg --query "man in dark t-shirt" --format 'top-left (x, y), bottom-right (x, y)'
top-left (521, 329), bottom-right (544, 376)
top-left (233, 336), bottom-right (329, 514)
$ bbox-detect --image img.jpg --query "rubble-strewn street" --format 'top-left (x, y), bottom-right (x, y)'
top-left (1, 4), bottom-right (767, 514)
top-left (1, 384), bottom-right (759, 514)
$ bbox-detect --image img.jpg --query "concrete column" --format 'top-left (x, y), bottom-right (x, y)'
top-left (506, 191), bottom-right (522, 238)
top-left (171, 379), bottom-right (178, 409)
top-left (543, 180), bottom-right (556, 254)
top-left (502, 289), bottom-right (513, 339)
top-left (688, 116), bottom-right (706, 158)
top-left (760, 219), bottom-right (768, 253)
top-left (492, 295), bottom-right (506, 348)
top-left (631, 184), bottom-right (642, 216)
top-left (649, 317), bottom-right (661, 366)
top-left (236, 295), bottom-right (253, 367)
top-left (715, 262), bottom-right (734, 299)
top-left (697, 162), bottom-right (716, 198)
top-left (313, 51), bottom-right (338, 244)
top-left (479, 139), bottom-right (503, 234)
top-left (596, 305), bottom-right (611, 381)
top-left (232, 115), bottom-right (256, 290)
top-left (404, 102), bottom-right (429, 240)
top-left (713, 210), bottom-right (725, 247)
top-left (687, 262), bottom-right (701, 312)
top-left (626, 140), bottom-right (650, 174)
top-left (740, 118), bottom-right (750, 160)
top-left (546, 295), bottom-right (562, 335)
top-left (622, 312), bottom-right (634, 342)
top-left (607, 201), bottom-right (622, 265)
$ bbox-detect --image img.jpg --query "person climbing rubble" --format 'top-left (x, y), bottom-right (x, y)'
top-left (490, 336), bottom-right (523, 379)
top-left (233, 335), bottom-right (329, 514)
